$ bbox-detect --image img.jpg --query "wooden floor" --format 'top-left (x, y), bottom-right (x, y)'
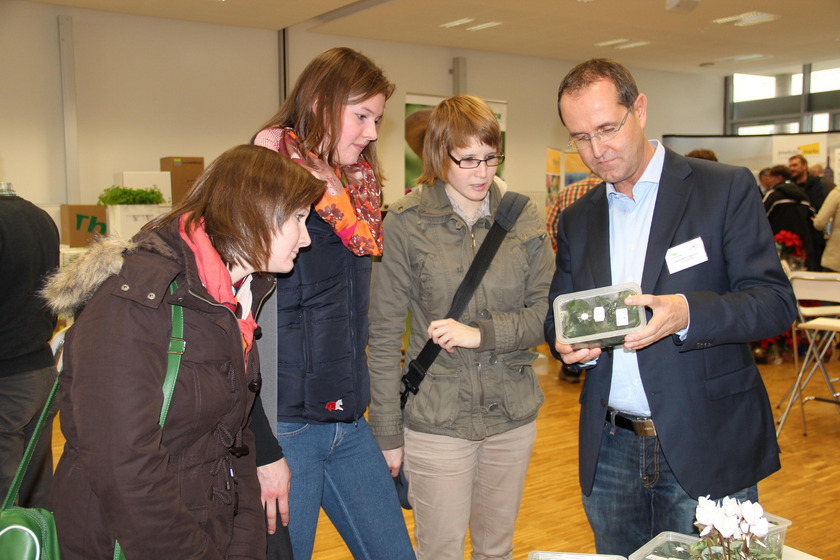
top-left (52, 344), bottom-right (840, 559)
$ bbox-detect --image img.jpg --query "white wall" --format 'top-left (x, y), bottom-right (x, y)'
top-left (1, 0), bottom-right (724, 219)
top-left (0, 0), bottom-right (279, 207)
top-left (286, 23), bottom-right (725, 209)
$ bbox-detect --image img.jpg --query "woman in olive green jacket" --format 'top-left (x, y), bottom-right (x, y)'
top-left (367, 95), bottom-right (554, 560)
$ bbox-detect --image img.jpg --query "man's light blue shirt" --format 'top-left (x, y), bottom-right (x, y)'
top-left (606, 140), bottom-right (665, 416)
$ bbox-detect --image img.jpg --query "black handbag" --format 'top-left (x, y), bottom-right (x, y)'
top-left (393, 191), bottom-right (529, 509)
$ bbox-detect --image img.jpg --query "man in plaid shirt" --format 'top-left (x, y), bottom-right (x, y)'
top-left (547, 171), bottom-right (602, 252)
top-left (545, 171), bottom-right (602, 383)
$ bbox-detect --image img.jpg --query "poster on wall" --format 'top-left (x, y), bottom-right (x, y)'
top-left (564, 151), bottom-right (590, 186)
top-left (546, 148), bottom-right (563, 207)
top-left (404, 94), bottom-right (507, 194)
top-left (771, 133), bottom-right (829, 165)
top-left (545, 149), bottom-right (590, 211)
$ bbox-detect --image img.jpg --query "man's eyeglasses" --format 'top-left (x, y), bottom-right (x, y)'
top-left (448, 153), bottom-right (506, 169)
top-left (567, 103), bottom-right (634, 151)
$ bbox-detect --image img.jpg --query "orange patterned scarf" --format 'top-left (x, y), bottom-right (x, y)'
top-left (254, 127), bottom-right (383, 256)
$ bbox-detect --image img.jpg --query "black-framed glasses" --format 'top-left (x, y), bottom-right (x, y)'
top-left (448, 153), bottom-right (505, 169)
top-left (567, 103), bottom-right (634, 151)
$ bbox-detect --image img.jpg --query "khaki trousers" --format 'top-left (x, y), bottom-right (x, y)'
top-left (404, 421), bottom-right (537, 560)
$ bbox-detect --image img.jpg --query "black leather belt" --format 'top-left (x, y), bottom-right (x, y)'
top-left (606, 409), bottom-right (657, 437)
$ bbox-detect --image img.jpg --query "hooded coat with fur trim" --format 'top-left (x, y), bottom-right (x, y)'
top-left (43, 219), bottom-right (273, 560)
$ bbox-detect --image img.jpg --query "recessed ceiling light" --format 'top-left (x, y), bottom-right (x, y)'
top-left (466, 21), bottom-right (502, 31)
top-left (614, 41), bottom-right (650, 50)
top-left (713, 12), bottom-right (781, 27)
top-left (715, 54), bottom-right (772, 63)
top-left (594, 39), bottom-right (628, 47)
top-left (440, 18), bottom-right (475, 28)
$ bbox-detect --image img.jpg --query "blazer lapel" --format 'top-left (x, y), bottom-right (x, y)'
top-left (641, 149), bottom-right (695, 293)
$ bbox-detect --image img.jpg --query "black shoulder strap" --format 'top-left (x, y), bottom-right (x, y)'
top-left (400, 191), bottom-right (529, 408)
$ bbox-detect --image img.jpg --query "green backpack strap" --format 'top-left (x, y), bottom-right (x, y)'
top-left (114, 278), bottom-right (185, 560)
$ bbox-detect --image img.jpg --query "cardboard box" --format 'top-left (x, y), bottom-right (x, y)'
top-left (60, 204), bottom-right (107, 247)
top-left (161, 157), bottom-right (204, 205)
top-left (113, 171), bottom-right (172, 202)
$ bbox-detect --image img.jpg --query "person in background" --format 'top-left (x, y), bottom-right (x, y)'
top-left (546, 171), bottom-right (602, 253)
top-left (685, 148), bottom-right (718, 162)
top-left (763, 165), bottom-right (820, 270)
top-left (368, 94), bottom-right (554, 560)
top-left (44, 145), bottom-right (325, 559)
top-left (758, 167), bottom-right (775, 196)
top-left (789, 154), bottom-right (828, 211)
top-left (0, 182), bottom-right (59, 509)
top-left (545, 58), bottom-right (796, 557)
top-left (252, 47), bottom-right (415, 560)
top-left (813, 178), bottom-right (840, 271)
top-left (546, 170), bottom-right (603, 383)
top-left (810, 162), bottom-right (836, 192)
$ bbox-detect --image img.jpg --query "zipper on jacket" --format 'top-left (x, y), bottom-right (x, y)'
top-left (255, 281), bottom-right (277, 320)
top-left (347, 254), bottom-right (361, 420)
top-left (465, 222), bottom-right (486, 413)
top-left (301, 307), bottom-right (312, 376)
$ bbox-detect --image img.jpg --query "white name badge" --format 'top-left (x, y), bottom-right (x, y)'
top-left (666, 237), bottom-right (708, 274)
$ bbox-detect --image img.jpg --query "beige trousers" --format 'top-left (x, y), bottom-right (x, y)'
top-left (403, 421), bottom-right (537, 560)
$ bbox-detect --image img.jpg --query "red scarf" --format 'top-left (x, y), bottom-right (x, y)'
top-left (179, 214), bottom-right (258, 365)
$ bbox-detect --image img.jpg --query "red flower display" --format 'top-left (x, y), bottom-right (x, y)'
top-left (774, 230), bottom-right (806, 260)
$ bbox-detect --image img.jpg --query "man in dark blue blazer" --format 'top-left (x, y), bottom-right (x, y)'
top-left (544, 59), bottom-right (796, 557)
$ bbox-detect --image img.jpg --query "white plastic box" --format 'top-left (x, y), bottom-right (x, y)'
top-left (529, 553), bottom-right (626, 560)
top-left (106, 204), bottom-right (171, 240)
top-left (629, 513), bottom-right (791, 560)
top-left (552, 282), bottom-right (646, 349)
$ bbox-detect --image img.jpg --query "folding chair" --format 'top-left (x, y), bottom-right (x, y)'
top-left (776, 271), bottom-right (840, 436)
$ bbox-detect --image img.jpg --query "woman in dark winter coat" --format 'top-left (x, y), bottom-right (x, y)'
top-left (44, 145), bottom-right (325, 559)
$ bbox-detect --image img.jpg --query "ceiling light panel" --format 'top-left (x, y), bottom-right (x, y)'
top-left (594, 39), bottom-right (628, 47)
top-left (614, 41), bottom-right (650, 50)
top-left (440, 18), bottom-right (475, 28)
top-left (712, 12), bottom-right (781, 27)
top-left (466, 21), bottom-right (502, 31)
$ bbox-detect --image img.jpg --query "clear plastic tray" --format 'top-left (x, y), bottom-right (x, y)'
top-left (629, 513), bottom-right (791, 560)
top-left (628, 532), bottom-right (698, 560)
top-left (529, 553), bottom-right (626, 560)
top-left (553, 282), bottom-right (646, 349)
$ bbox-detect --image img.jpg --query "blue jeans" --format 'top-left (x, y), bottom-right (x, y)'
top-left (582, 423), bottom-right (758, 558)
top-left (275, 417), bottom-right (415, 560)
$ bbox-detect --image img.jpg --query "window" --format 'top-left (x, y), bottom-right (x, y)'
top-left (732, 74), bottom-right (775, 102)
top-left (811, 68), bottom-right (840, 93)
top-left (727, 64), bottom-right (840, 135)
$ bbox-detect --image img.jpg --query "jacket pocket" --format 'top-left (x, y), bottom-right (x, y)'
top-left (704, 364), bottom-right (762, 400)
top-left (407, 366), bottom-right (460, 428)
top-left (501, 361), bottom-right (545, 420)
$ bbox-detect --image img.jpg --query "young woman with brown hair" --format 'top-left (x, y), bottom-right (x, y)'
top-left (44, 145), bottom-right (325, 559)
top-left (252, 47), bottom-right (415, 560)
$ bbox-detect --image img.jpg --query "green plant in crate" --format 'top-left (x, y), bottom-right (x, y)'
top-left (97, 185), bottom-right (165, 205)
